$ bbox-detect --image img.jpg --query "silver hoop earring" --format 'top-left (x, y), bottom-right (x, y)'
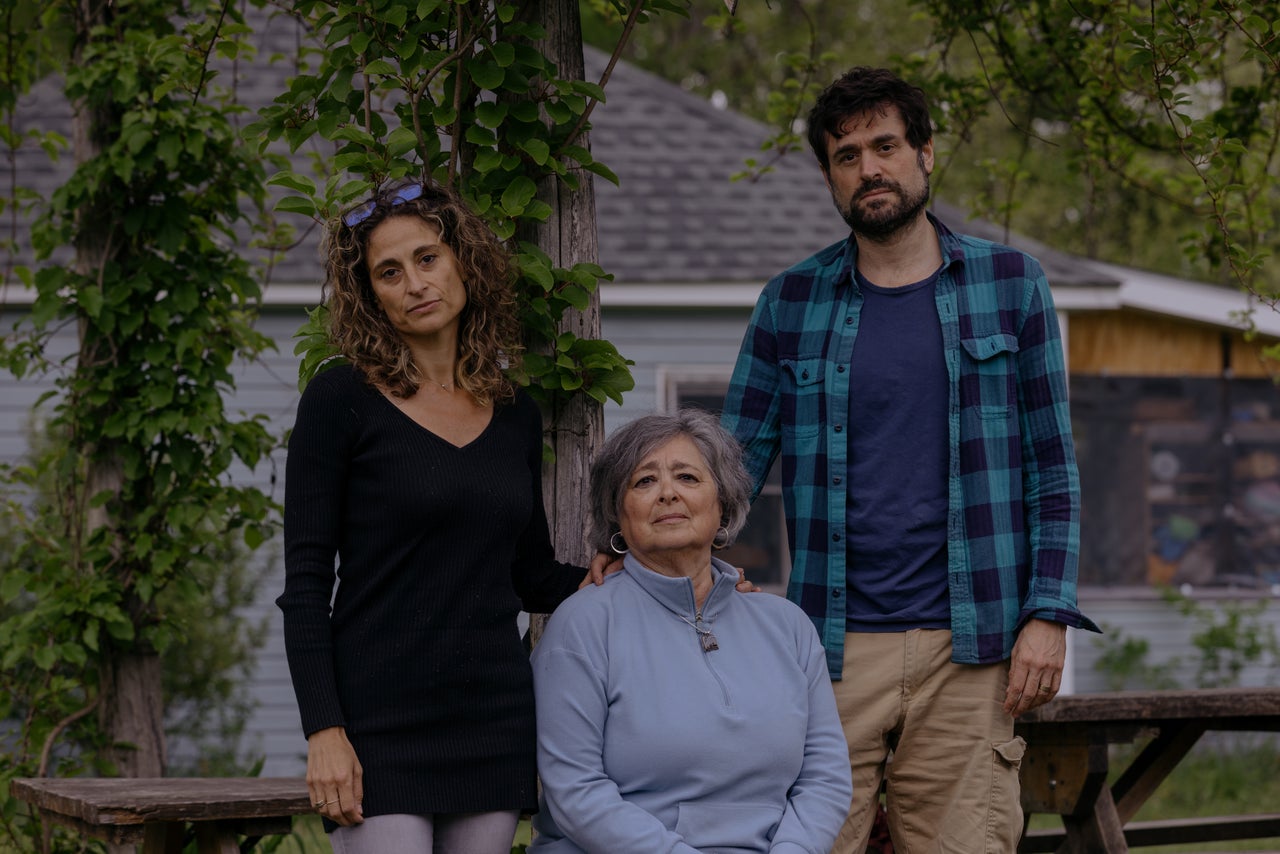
top-left (712, 526), bottom-right (730, 550)
top-left (609, 532), bottom-right (629, 554)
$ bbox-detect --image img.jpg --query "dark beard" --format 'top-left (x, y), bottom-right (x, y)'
top-left (836, 164), bottom-right (931, 240)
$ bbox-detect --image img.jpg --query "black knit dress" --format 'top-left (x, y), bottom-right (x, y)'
top-left (277, 365), bottom-right (582, 818)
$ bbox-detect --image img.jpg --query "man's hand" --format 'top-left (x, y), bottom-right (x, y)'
top-left (1004, 618), bottom-right (1066, 717)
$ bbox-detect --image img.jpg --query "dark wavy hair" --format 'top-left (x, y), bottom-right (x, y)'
top-left (807, 67), bottom-right (932, 172)
top-left (321, 181), bottom-right (521, 403)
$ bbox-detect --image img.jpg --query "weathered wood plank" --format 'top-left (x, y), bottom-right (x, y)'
top-left (1018, 688), bottom-right (1280, 727)
top-left (10, 778), bottom-right (310, 826)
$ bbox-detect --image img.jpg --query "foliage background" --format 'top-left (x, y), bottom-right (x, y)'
top-left (1, 0), bottom-right (1279, 851)
top-left (585, 0), bottom-right (1280, 302)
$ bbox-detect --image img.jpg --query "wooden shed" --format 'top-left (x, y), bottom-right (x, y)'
top-left (1057, 265), bottom-right (1280, 589)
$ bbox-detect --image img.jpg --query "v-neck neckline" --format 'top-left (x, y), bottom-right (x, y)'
top-left (379, 391), bottom-right (496, 450)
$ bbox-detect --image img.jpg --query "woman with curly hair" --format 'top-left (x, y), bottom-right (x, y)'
top-left (277, 181), bottom-right (588, 853)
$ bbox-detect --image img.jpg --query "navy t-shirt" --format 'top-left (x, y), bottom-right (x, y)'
top-left (845, 268), bottom-right (950, 631)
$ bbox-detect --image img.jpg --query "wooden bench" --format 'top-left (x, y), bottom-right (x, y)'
top-left (10, 777), bottom-right (311, 854)
top-left (1015, 687), bottom-right (1280, 853)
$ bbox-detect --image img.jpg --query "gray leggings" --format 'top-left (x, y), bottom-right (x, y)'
top-left (329, 811), bottom-right (520, 854)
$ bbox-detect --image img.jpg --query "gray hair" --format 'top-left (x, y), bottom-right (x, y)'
top-left (589, 408), bottom-right (753, 554)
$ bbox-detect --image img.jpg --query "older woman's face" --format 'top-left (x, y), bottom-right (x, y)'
top-left (618, 434), bottom-right (722, 566)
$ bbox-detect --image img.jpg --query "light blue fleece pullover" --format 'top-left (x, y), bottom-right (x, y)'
top-left (529, 555), bottom-right (852, 854)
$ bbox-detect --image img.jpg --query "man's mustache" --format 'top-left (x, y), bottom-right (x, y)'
top-left (855, 179), bottom-right (897, 201)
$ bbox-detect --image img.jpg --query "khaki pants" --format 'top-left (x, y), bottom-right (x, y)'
top-left (830, 630), bottom-right (1025, 854)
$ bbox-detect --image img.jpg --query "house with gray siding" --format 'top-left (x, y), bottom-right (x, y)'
top-left (3, 17), bottom-right (1277, 775)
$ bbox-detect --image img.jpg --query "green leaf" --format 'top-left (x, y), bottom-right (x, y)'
top-left (83, 621), bottom-right (101, 653)
top-left (0, 570), bottom-right (25, 603)
top-left (501, 176), bottom-right (538, 216)
top-left (545, 100), bottom-right (573, 124)
top-left (364, 58), bottom-right (398, 76)
top-left (584, 160), bottom-right (621, 186)
top-left (383, 5), bottom-right (407, 27)
top-left (524, 199), bottom-right (554, 221)
top-left (267, 173), bottom-right (318, 194)
top-left (519, 138), bottom-right (551, 165)
top-left (472, 148), bottom-right (504, 173)
top-left (559, 283), bottom-right (590, 311)
top-left (569, 79), bottom-right (607, 102)
top-left (157, 133), bottom-right (182, 169)
top-left (387, 126), bottom-right (419, 156)
top-left (276, 196), bottom-right (319, 219)
top-left (475, 102), bottom-right (508, 128)
top-left (468, 60), bottom-right (505, 90)
top-left (465, 125), bottom-right (497, 146)
top-left (33, 646), bottom-right (56, 671)
top-left (330, 125), bottom-right (378, 145)
top-left (489, 42), bottom-right (516, 68)
top-left (78, 285), bottom-right (104, 319)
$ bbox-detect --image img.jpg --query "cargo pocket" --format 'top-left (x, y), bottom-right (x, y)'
top-left (987, 736), bottom-right (1026, 851)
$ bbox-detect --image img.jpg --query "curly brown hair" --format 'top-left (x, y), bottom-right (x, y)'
top-left (321, 181), bottom-right (522, 403)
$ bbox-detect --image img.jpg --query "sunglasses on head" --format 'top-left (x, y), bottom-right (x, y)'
top-left (342, 183), bottom-right (426, 228)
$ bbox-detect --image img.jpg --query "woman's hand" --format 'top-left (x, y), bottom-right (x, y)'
top-left (306, 726), bottom-right (364, 827)
top-left (580, 552), bottom-right (625, 588)
top-left (735, 567), bottom-right (761, 593)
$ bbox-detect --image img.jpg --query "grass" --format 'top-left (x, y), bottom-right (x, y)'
top-left (1027, 736), bottom-right (1280, 852)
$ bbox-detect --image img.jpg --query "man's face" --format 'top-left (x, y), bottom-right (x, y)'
top-left (822, 106), bottom-right (933, 239)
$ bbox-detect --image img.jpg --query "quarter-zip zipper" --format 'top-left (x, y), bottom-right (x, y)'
top-left (690, 590), bottom-right (731, 707)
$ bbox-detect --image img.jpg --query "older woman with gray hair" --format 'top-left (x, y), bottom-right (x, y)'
top-left (529, 409), bottom-right (852, 854)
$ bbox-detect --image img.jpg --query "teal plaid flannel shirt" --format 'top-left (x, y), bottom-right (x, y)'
top-left (722, 214), bottom-right (1099, 679)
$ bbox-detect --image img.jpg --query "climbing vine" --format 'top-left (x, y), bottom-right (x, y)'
top-left (0, 0), bottom-right (278, 848)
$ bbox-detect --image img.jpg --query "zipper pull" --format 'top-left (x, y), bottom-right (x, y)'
top-left (695, 610), bottom-right (719, 653)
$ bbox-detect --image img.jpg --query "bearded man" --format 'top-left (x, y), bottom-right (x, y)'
top-left (721, 66), bottom-right (1099, 854)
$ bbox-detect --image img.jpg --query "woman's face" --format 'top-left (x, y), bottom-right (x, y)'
top-left (364, 215), bottom-right (467, 346)
top-left (618, 434), bottom-right (723, 568)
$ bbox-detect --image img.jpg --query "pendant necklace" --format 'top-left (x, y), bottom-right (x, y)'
top-left (678, 610), bottom-right (719, 652)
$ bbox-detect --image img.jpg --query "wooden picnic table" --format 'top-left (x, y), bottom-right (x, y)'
top-left (1015, 686), bottom-right (1280, 852)
top-left (9, 777), bottom-right (311, 853)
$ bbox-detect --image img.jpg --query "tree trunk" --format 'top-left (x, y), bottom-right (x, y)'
top-left (98, 650), bottom-right (167, 777)
top-left (516, 0), bottom-right (602, 644)
top-left (72, 0), bottom-right (167, 790)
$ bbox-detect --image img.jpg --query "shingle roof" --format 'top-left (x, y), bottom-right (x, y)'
top-left (584, 48), bottom-right (1118, 289)
top-left (584, 47), bottom-right (850, 284)
top-left (2, 15), bottom-right (1118, 297)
